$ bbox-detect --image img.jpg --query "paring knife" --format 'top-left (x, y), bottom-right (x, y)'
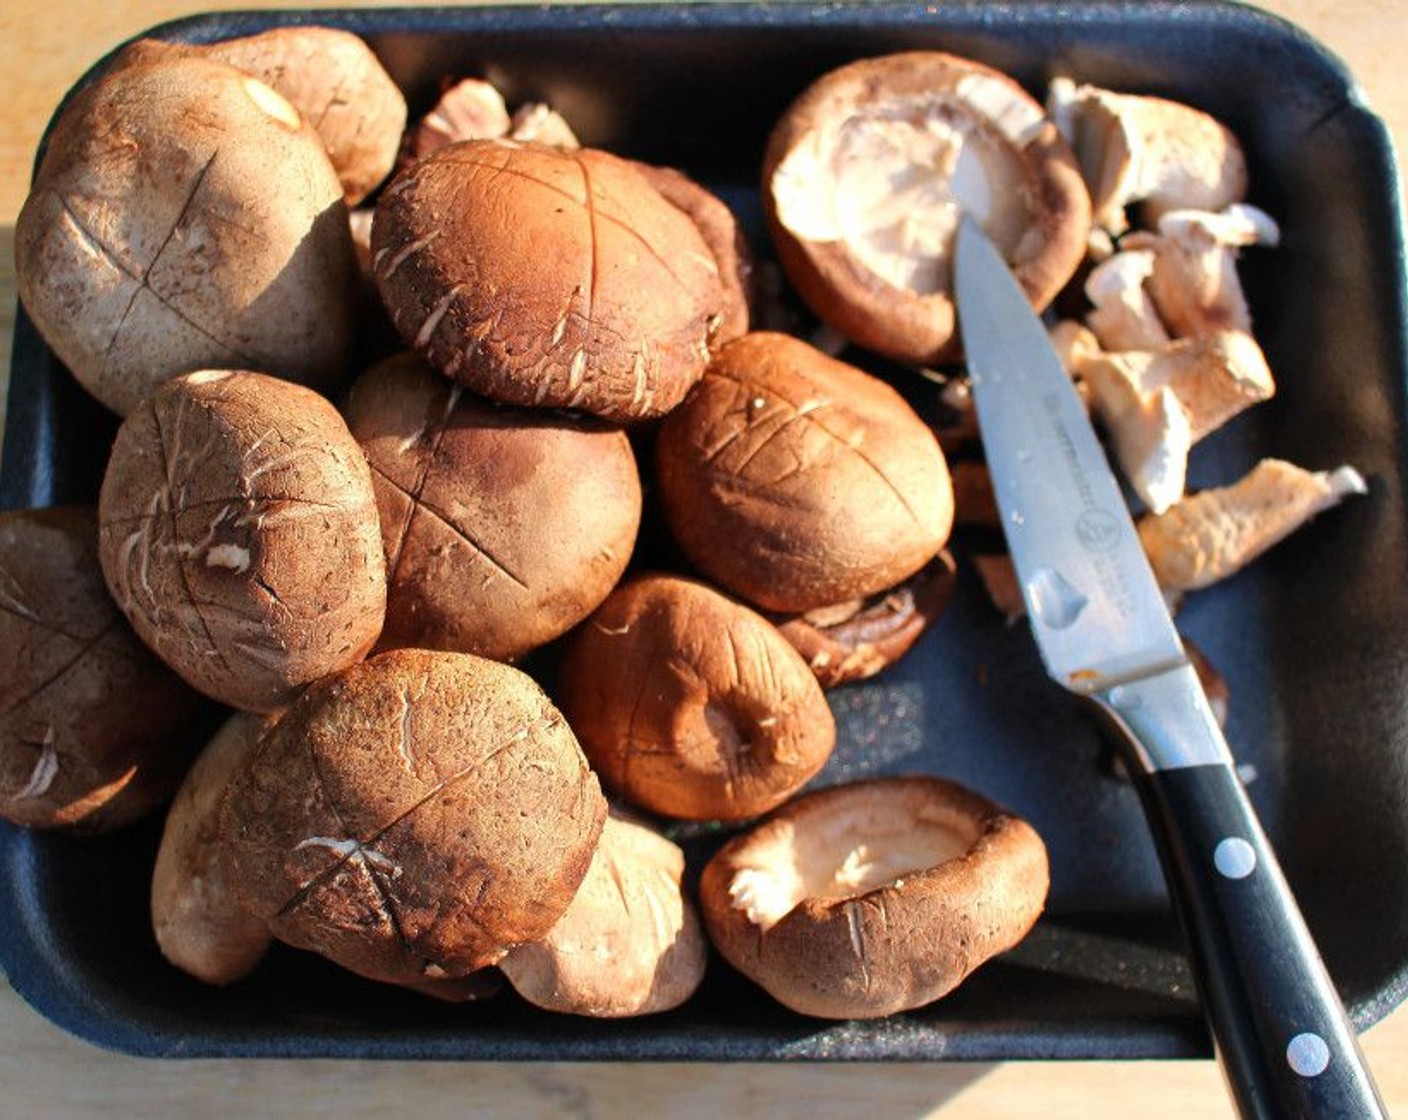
top-left (954, 214), bottom-right (1387, 1119)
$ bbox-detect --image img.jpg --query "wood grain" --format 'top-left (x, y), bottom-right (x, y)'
top-left (1, 2), bottom-right (1404, 1117)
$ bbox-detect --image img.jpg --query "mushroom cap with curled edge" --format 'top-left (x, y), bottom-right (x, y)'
top-left (555, 573), bottom-right (836, 822)
top-left (219, 648), bottom-right (606, 986)
top-left (763, 51), bottom-right (1090, 365)
top-left (656, 331), bottom-right (954, 614)
top-left (0, 506), bottom-right (210, 832)
top-left (14, 49), bottom-right (358, 418)
top-left (699, 775), bottom-right (1049, 1019)
top-left (152, 712), bottom-right (275, 985)
top-left (97, 370), bottom-right (387, 714)
top-left (499, 811), bottom-right (708, 1017)
top-left (371, 139), bottom-right (729, 422)
top-left (343, 352), bottom-right (641, 661)
top-left (196, 27), bottom-right (407, 206)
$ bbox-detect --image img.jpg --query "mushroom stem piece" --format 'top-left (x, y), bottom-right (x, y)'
top-left (1047, 78), bottom-right (1248, 236)
top-left (1138, 458), bottom-right (1367, 592)
top-left (1124, 204), bottom-right (1281, 339)
top-left (1080, 330), bottom-right (1276, 513)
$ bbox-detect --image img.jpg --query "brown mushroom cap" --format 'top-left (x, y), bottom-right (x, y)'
top-left (699, 775), bottom-right (1049, 1019)
top-left (97, 370), bottom-right (386, 713)
top-left (152, 712), bottom-right (275, 984)
top-left (763, 51), bottom-right (1090, 365)
top-left (343, 352), bottom-right (641, 660)
top-left (371, 139), bottom-right (729, 421)
top-left (498, 810), bottom-right (708, 1017)
top-left (219, 648), bottom-right (606, 985)
top-left (14, 49), bottom-right (358, 417)
top-left (198, 27), bottom-right (406, 206)
top-left (556, 573), bottom-right (836, 822)
top-left (0, 506), bottom-right (209, 832)
top-left (657, 332), bottom-right (954, 614)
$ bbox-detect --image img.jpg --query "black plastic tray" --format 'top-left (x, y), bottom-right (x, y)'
top-left (3, 1), bottom-right (1407, 1061)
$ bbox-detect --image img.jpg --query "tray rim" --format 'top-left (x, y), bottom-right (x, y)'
top-left (3, 0), bottom-right (1407, 1062)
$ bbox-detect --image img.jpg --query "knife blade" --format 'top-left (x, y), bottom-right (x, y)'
top-left (954, 213), bottom-right (1386, 1119)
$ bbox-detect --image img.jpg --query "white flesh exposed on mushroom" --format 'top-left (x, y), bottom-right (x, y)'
top-left (1084, 249), bottom-right (1171, 351)
top-left (1138, 458), bottom-right (1367, 592)
top-left (1077, 330), bottom-right (1275, 512)
top-left (1081, 362), bottom-right (1191, 514)
top-left (1048, 319), bottom-right (1103, 372)
top-left (726, 801), bottom-right (979, 931)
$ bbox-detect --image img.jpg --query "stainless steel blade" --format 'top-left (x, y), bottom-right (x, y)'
top-left (953, 214), bottom-right (1185, 694)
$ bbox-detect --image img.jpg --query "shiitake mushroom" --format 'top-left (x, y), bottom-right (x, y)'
top-left (343, 352), bottom-right (641, 661)
top-left (372, 139), bottom-right (733, 422)
top-left (699, 775), bottom-right (1049, 1019)
top-left (14, 47), bottom-right (358, 416)
top-left (0, 506), bottom-right (210, 832)
top-left (763, 51), bottom-right (1090, 364)
top-left (152, 712), bottom-right (275, 984)
top-left (656, 331), bottom-right (954, 615)
top-left (556, 573), bottom-right (835, 822)
top-left (219, 648), bottom-right (606, 986)
top-left (97, 370), bottom-right (386, 713)
top-left (499, 809), bottom-right (707, 1017)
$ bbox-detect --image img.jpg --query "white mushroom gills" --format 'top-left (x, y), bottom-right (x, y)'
top-left (727, 806), bottom-right (978, 931)
top-left (772, 92), bottom-right (1034, 293)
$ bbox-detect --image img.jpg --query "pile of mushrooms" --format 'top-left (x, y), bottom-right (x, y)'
top-left (3, 28), bottom-right (1365, 1025)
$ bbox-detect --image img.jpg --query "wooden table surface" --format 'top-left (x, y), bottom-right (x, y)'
top-left (2, 2), bottom-right (1405, 1116)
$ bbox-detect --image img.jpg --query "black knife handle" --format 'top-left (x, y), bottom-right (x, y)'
top-left (1136, 763), bottom-right (1387, 1119)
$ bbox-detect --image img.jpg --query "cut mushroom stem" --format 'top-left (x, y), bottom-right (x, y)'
top-left (1124, 204), bottom-right (1281, 339)
top-left (1079, 330), bottom-right (1276, 512)
top-left (1089, 377), bottom-right (1192, 515)
top-left (1049, 319), bottom-right (1103, 372)
top-left (1138, 458), bottom-right (1368, 592)
top-left (1084, 249), bottom-right (1170, 351)
top-left (1047, 78), bottom-right (1248, 236)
